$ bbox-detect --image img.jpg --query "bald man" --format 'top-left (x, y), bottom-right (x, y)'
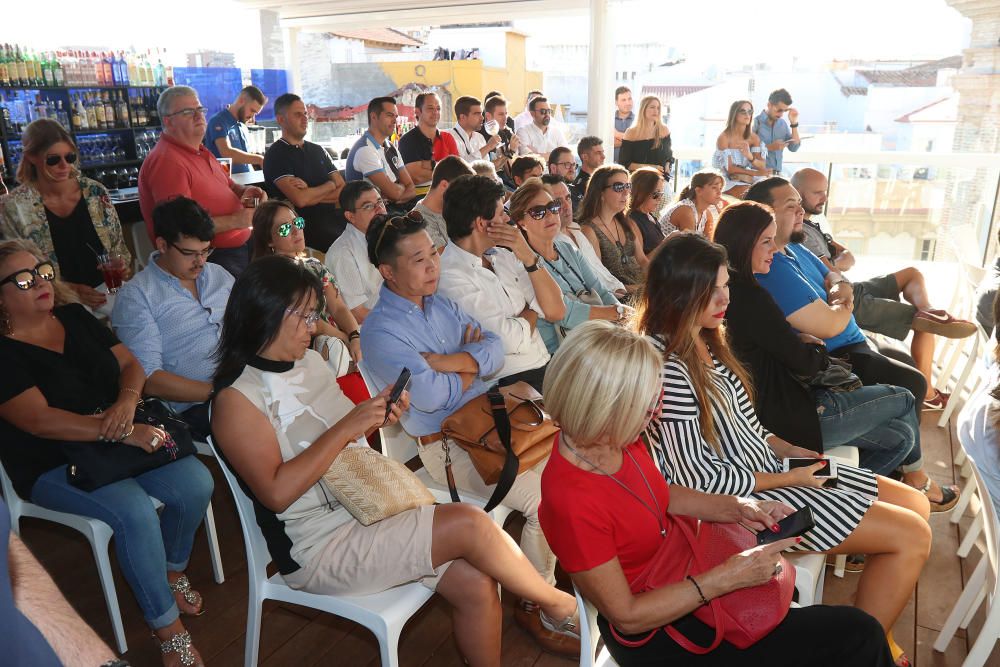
top-left (791, 167), bottom-right (976, 410)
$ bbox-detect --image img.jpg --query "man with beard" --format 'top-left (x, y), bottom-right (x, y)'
top-left (205, 86), bottom-right (267, 173)
top-left (263, 93), bottom-right (348, 251)
top-left (515, 96), bottom-right (566, 156)
top-left (398, 92), bottom-right (459, 197)
top-left (791, 167), bottom-right (975, 409)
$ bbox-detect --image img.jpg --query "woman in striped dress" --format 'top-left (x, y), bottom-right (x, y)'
top-left (637, 233), bottom-right (932, 667)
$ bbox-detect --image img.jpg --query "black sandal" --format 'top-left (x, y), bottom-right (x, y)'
top-left (918, 478), bottom-right (959, 513)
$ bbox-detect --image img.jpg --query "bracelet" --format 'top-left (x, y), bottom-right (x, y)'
top-left (831, 278), bottom-right (850, 287)
top-left (686, 575), bottom-right (708, 606)
top-left (525, 256), bottom-right (541, 273)
top-left (348, 330), bottom-right (360, 341)
top-left (119, 424), bottom-right (135, 442)
top-left (120, 387), bottom-right (141, 401)
top-left (790, 123), bottom-right (799, 128)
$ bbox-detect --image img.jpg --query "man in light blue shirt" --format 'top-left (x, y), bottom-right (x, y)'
top-left (752, 88), bottom-right (801, 174)
top-left (360, 213), bottom-right (568, 632)
top-left (613, 86), bottom-right (634, 164)
top-left (111, 197), bottom-right (234, 439)
top-left (360, 215), bottom-right (503, 438)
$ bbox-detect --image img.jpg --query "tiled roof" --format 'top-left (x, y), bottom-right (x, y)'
top-left (857, 55), bottom-right (962, 87)
top-left (641, 84), bottom-right (711, 99)
top-left (328, 28), bottom-right (424, 47)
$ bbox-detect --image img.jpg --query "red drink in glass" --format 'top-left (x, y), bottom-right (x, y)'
top-left (99, 255), bottom-right (126, 293)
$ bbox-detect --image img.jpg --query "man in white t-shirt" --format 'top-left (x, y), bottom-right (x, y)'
top-left (345, 96), bottom-right (417, 207)
top-left (450, 95), bottom-right (500, 163)
top-left (513, 89), bottom-right (543, 132)
top-left (516, 96), bottom-right (567, 156)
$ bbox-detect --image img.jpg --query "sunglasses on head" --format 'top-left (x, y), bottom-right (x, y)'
top-left (373, 210), bottom-right (425, 262)
top-left (525, 201), bottom-right (562, 220)
top-left (605, 182), bottom-right (632, 193)
top-left (45, 153), bottom-right (77, 167)
top-left (277, 217), bottom-right (306, 237)
top-left (0, 261), bottom-right (55, 290)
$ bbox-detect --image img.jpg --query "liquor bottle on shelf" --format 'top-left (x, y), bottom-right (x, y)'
top-left (103, 52), bottom-right (114, 87)
top-left (0, 47), bottom-right (9, 87)
top-left (116, 91), bottom-right (129, 128)
top-left (85, 93), bottom-right (98, 130)
top-left (0, 92), bottom-right (13, 134)
top-left (126, 52), bottom-right (138, 87)
top-left (14, 46), bottom-right (29, 86)
top-left (74, 94), bottom-right (88, 131)
top-left (154, 50), bottom-right (165, 87)
top-left (51, 53), bottom-right (64, 86)
top-left (147, 90), bottom-right (159, 125)
top-left (102, 91), bottom-right (116, 128)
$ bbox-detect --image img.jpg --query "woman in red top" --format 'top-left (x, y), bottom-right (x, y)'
top-left (538, 321), bottom-right (893, 666)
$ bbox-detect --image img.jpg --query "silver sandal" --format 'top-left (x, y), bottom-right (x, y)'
top-left (169, 575), bottom-right (205, 616)
top-left (158, 630), bottom-right (200, 667)
top-left (540, 609), bottom-right (581, 639)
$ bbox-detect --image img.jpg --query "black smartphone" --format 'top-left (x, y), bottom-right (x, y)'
top-left (382, 367), bottom-right (411, 425)
top-left (388, 367), bottom-right (411, 405)
top-left (784, 457), bottom-right (837, 478)
top-left (757, 506), bottom-right (815, 546)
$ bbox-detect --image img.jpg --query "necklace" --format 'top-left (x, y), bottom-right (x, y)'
top-left (562, 438), bottom-right (667, 538)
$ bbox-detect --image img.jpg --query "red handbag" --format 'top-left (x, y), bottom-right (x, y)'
top-left (611, 518), bottom-right (795, 654)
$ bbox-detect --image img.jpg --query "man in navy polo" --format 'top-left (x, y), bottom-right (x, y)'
top-left (263, 93), bottom-right (348, 251)
top-left (204, 86), bottom-right (266, 174)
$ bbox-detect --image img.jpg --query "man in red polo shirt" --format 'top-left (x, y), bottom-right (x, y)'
top-left (139, 85), bottom-right (267, 277)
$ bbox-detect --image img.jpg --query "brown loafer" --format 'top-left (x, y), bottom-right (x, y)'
top-left (513, 600), bottom-right (581, 658)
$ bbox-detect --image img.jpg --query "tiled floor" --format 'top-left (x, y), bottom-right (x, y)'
top-left (13, 409), bottom-right (998, 666)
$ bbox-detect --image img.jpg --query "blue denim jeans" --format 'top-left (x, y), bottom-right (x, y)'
top-left (31, 456), bottom-right (214, 630)
top-left (815, 384), bottom-right (920, 477)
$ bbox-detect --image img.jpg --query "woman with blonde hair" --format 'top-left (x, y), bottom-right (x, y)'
top-left (625, 167), bottom-right (667, 255)
top-left (712, 101), bottom-right (769, 198)
top-left (0, 119), bottom-right (131, 310)
top-left (660, 169), bottom-right (725, 239)
top-left (578, 165), bottom-right (648, 293)
top-left (638, 233), bottom-right (931, 666)
top-left (538, 320), bottom-right (893, 666)
top-left (618, 96), bottom-right (672, 178)
top-left (0, 239), bottom-right (213, 667)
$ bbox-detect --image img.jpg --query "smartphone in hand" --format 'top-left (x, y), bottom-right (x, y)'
top-left (783, 457), bottom-right (838, 479)
top-left (382, 367), bottom-right (411, 425)
top-left (757, 506), bottom-right (815, 546)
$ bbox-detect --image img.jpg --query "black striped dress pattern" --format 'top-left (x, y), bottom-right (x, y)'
top-left (645, 338), bottom-right (878, 552)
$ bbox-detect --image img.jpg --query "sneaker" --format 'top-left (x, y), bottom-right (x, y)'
top-left (923, 389), bottom-right (949, 411)
top-left (912, 309), bottom-right (976, 339)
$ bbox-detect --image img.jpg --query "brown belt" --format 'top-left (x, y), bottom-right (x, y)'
top-left (417, 432), bottom-right (445, 446)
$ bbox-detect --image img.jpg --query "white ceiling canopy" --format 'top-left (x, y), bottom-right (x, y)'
top-left (236, 0), bottom-right (590, 31)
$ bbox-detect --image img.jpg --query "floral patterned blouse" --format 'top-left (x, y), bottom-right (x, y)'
top-left (0, 176), bottom-right (132, 276)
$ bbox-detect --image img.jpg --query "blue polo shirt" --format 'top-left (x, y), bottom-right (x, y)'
top-left (204, 108), bottom-right (251, 174)
top-left (752, 110), bottom-right (799, 174)
top-left (755, 243), bottom-right (866, 352)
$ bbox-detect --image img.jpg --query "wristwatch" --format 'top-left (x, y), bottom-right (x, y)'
top-left (790, 123), bottom-right (799, 128)
top-left (99, 660), bottom-right (131, 667)
top-left (525, 256), bottom-right (541, 273)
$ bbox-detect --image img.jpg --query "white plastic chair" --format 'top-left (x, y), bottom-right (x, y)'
top-left (357, 362), bottom-right (516, 529)
top-left (823, 445), bottom-right (859, 578)
top-left (0, 460), bottom-right (223, 654)
top-left (193, 440), bottom-right (225, 584)
top-left (786, 552), bottom-right (826, 606)
top-left (934, 461), bottom-right (1000, 665)
top-left (207, 436), bottom-right (440, 667)
top-left (575, 585), bottom-right (620, 667)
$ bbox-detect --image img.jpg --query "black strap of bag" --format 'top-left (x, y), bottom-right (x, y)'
top-left (444, 385), bottom-right (520, 512)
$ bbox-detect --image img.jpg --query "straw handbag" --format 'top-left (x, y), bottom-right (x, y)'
top-left (322, 443), bottom-right (435, 526)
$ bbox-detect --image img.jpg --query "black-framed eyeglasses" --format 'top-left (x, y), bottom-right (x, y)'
top-left (651, 190), bottom-right (665, 200)
top-left (554, 161), bottom-right (575, 169)
top-left (0, 261), bottom-right (55, 290)
top-left (373, 210), bottom-right (424, 263)
top-left (357, 198), bottom-right (387, 213)
top-left (45, 152), bottom-right (78, 167)
top-left (525, 201), bottom-right (562, 220)
top-left (169, 242), bottom-right (214, 259)
top-left (165, 106), bottom-right (209, 119)
top-left (605, 182), bottom-right (632, 193)
top-left (277, 217), bottom-right (306, 237)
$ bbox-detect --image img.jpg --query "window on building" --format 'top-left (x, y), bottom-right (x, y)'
top-left (920, 239), bottom-right (937, 261)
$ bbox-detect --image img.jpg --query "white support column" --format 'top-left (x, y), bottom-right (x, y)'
top-left (586, 0), bottom-right (615, 152)
top-left (282, 26), bottom-right (301, 94)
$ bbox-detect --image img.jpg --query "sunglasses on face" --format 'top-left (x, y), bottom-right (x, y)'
top-left (525, 201), bottom-right (562, 220)
top-left (0, 261), bottom-right (55, 290)
top-left (535, 108), bottom-right (552, 116)
top-left (605, 182), bottom-right (632, 193)
top-left (357, 198), bottom-right (387, 213)
top-left (169, 242), bottom-right (215, 259)
top-left (651, 190), bottom-right (665, 200)
top-left (285, 307), bottom-right (322, 327)
top-left (373, 210), bottom-right (425, 262)
top-left (165, 106), bottom-right (208, 119)
top-left (737, 108), bottom-right (752, 115)
top-left (45, 152), bottom-right (78, 167)
top-left (277, 217), bottom-right (306, 237)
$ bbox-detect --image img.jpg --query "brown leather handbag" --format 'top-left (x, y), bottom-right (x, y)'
top-left (441, 382), bottom-right (558, 506)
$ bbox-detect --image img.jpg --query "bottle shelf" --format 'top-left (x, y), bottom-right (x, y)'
top-left (80, 159), bottom-right (142, 170)
top-left (73, 127), bottom-right (134, 135)
top-left (0, 84), bottom-right (166, 92)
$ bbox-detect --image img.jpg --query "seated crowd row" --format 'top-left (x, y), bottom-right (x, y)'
top-left (0, 85), bottom-right (982, 667)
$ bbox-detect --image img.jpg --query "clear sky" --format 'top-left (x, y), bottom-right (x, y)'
top-left (0, 0), bottom-right (972, 68)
